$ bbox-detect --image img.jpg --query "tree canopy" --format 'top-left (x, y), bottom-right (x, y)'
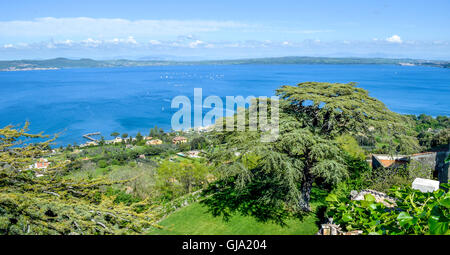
top-left (276, 82), bottom-right (414, 137)
top-left (0, 123), bottom-right (156, 234)
top-left (203, 82), bottom-right (421, 224)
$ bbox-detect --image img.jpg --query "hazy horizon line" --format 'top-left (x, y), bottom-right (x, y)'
top-left (1, 55), bottom-right (449, 62)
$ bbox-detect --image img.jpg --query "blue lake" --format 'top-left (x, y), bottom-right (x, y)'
top-left (0, 64), bottom-right (449, 145)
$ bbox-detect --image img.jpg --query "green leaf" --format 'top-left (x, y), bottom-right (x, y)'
top-left (369, 203), bottom-right (378, 210)
top-left (325, 194), bottom-right (338, 202)
top-left (397, 212), bottom-right (413, 227)
top-left (429, 215), bottom-right (449, 235)
top-left (364, 194), bottom-right (376, 202)
top-left (439, 194), bottom-right (450, 208)
top-left (342, 214), bottom-right (353, 222)
top-left (428, 207), bottom-right (449, 235)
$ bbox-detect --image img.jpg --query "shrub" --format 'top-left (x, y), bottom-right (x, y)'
top-left (407, 160), bottom-right (433, 179)
top-left (335, 134), bottom-right (366, 160)
top-left (431, 128), bottom-right (450, 148)
top-left (190, 136), bottom-right (208, 150)
top-left (156, 160), bottom-right (211, 201)
top-left (325, 184), bottom-right (450, 235)
top-left (97, 159), bottom-right (108, 168)
top-left (105, 187), bottom-right (141, 206)
top-left (343, 154), bottom-right (371, 189)
top-left (362, 166), bottom-right (411, 193)
top-left (106, 163), bottom-right (157, 200)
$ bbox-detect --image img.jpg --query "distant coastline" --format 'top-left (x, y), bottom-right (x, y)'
top-left (1, 56), bottom-right (449, 72)
top-left (1, 67), bottom-right (60, 72)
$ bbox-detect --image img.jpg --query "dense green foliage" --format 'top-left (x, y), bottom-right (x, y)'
top-left (325, 184), bottom-right (449, 235)
top-left (411, 114), bottom-right (450, 132)
top-left (335, 135), bottom-right (366, 160)
top-left (0, 123), bottom-right (157, 234)
top-left (203, 128), bottom-right (347, 223)
top-left (411, 114), bottom-right (450, 150)
top-left (276, 82), bottom-right (414, 137)
top-left (202, 82), bottom-right (424, 225)
top-left (156, 159), bottom-right (212, 200)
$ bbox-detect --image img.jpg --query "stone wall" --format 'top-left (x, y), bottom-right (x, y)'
top-left (409, 152), bottom-right (436, 179)
top-left (409, 149), bottom-right (450, 183)
top-left (371, 145), bottom-right (450, 183)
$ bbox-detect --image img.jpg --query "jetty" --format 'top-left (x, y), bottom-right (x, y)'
top-left (83, 132), bottom-right (101, 142)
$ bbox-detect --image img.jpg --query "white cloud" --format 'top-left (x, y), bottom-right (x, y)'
top-left (0, 17), bottom-right (250, 39)
top-left (106, 36), bottom-right (137, 45)
top-left (149, 40), bottom-right (162, 45)
top-left (126, 36), bottom-right (137, 44)
top-left (187, 40), bottom-right (214, 48)
top-left (3, 38), bottom-right (444, 52)
top-left (189, 40), bottom-right (206, 48)
top-left (386, 35), bottom-right (403, 43)
top-left (2, 36), bottom-right (450, 61)
top-left (81, 38), bottom-right (102, 47)
top-left (59, 40), bottom-right (74, 46)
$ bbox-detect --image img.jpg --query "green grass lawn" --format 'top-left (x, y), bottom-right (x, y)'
top-left (149, 202), bottom-right (320, 235)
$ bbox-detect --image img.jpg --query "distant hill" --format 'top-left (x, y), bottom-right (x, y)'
top-left (1, 56), bottom-right (449, 71)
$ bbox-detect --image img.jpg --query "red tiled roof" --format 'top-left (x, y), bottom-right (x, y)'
top-left (378, 159), bottom-right (408, 168)
top-left (379, 159), bottom-right (395, 168)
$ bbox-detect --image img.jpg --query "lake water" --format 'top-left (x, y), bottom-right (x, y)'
top-left (0, 64), bottom-right (449, 145)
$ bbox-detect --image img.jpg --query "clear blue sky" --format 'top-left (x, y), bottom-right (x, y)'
top-left (1, 0), bottom-right (449, 60)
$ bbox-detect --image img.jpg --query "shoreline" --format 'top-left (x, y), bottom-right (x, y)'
top-left (0, 67), bottom-right (60, 72)
top-left (1, 56), bottom-right (449, 72)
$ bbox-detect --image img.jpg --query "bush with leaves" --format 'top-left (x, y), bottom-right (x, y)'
top-left (361, 166), bottom-right (412, 193)
top-left (97, 159), bottom-right (108, 168)
top-left (325, 184), bottom-right (449, 235)
top-left (190, 136), bottom-right (209, 150)
top-left (362, 161), bottom-right (436, 193)
top-left (411, 114), bottom-right (450, 133)
top-left (335, 134), bottom-right (366, 161)
top-left (156, 159), bottom-right (211, 201)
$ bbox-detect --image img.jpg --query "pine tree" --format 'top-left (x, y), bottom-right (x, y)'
top-left (136, 132), bottom-right (143, 142)
top-left (276, 82), bottom-right (415, 137)
top-left (203, 82), bottom-right (420, 224)
top-left (0, 122), bottom-right (156, 234)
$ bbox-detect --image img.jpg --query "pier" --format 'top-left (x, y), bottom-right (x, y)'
top-left (83, 132), bottom-right (101, 141)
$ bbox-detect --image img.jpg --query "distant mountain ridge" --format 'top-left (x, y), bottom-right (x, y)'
top-left (1, 56), bottom-right (449, 71)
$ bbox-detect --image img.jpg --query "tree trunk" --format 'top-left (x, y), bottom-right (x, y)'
top-left (299, 175), bottom-right (313, 212)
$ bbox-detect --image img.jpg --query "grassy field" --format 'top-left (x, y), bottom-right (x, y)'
top-left (149, 202), bottom-right (320, 235)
